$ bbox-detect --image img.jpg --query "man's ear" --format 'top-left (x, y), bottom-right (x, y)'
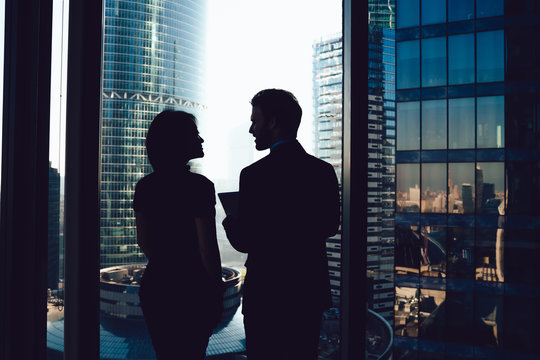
top-left (268, 116), bottom-right (278, 130)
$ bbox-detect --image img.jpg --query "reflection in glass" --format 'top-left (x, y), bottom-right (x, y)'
top-left (446, 291), bottom-right (474, 344)
top-left (422, 100), bottom-right (446, 150)
top-left (448, 163), bottom-right (475, 214)
top-left (397, 164), bottom-right (420, 212)
top-left (418, 289), bottom-right (445, 340)
top-left (419, 226), bottom-right (446, 277)
top-left (476, 227), bottom-right (504, 282)
top-left (506, 161), bottom-right (540, 215)
top-left (396, 225), bottom-right (421, 275)
top-left (422, 163), bottom-right (446, 213)
top-left (395, 286), bottom-right (419, 337)
top-left (476, 162), bottom-right (504, 215)
top-left (397, 40), bottom-right (420, 89)
top-left (449, 34), bottom-right (474, 85)
top-left (448, 98), bottom-right (475, 149)
top-left (448, 0), bottom-right (474, 21)
top-left (447, 227), bottom-right (474, 279)
top-left (477, 96), bottom-right (504, 149)
top-left (504, 229), bottom-right (540, 285)
top-left (421, 0), bottom-right (446, 25)
top-left (504, 295), bottom-right (537, 354)
top-left (397, 0), bottom-right (419, 29)
top-left (477, 31), bottom-right (504, 83)
top-left (477, 0), bottom-right (504, 18)
top-left (475, 294), bottom-right (503, 347)
top-left (397, 101), bottom-right (420, 150)
top-left (394, 347), bottom-right (418, 360)
top-left (421, 37), bottom-right (447, 87)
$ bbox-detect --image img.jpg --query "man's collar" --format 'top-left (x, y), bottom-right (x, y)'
top-left (270, 139), bottom-right (295, 152)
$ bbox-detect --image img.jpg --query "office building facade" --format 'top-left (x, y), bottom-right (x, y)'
top-left (369, 0), bottom-right (396, 28)
top-left (48, 162), bottom-right (61, 290)
top-left (100, 0), bottom-right (208, 267)
top-left (313, 27), bottom-right (396, 315)
top-left (394, 0), bottom-right (540, 358)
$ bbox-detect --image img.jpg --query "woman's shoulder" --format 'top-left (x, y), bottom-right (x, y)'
top-left (188, 172), bottom-right (214, 190)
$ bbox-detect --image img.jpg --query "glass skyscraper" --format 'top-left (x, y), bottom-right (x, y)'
top-left (369, 0), bottom-right (396, 28)
top-left (100, 0), bottom-right (208, 267)
top-left (312, 27), bottom-right (396, 315)
top-left (394, 0), bottom-right (540, 358)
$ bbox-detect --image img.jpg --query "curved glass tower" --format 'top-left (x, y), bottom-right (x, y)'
top-left (100, 0), bottom-right (208, 267)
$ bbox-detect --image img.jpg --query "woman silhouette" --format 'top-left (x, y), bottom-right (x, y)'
top-left (133, 110), bottom-right (223, 359)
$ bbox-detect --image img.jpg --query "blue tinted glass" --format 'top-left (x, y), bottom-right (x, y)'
top-left (477, 96), bottom-right (504, 148)
top-left (477, 0), bottom-right (504, 18)
top-left (477, 30), bottom-right (504, 83)
top-left (397, 40), bottom-right (420, 89)
top-left (449, 163), bottom-right (476, 214)
top-left (449, 34), bottom-right (474, 85)
top-left (397, 0), bottom-right (420, 28)
top-left (448, 0), bottom-right (474, 21)
top-left (397, 101), bottom-right (421, 150)
top-left (422, 0), bottom-right (446, 25)
top-left (449, 98), bottom-right (475, 149)
top-left (422, 37), bottom-right (447, 87)
top-left (422, 99), bottom-right (447, 150)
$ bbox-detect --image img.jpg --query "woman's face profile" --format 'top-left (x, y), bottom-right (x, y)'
top-left (183, 123), bottom-right (204, 161)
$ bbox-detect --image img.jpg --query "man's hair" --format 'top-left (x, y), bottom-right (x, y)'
top-left (250, 89), bottom-right (302, 137)
top-left (146, 110), bottom-right (197, 171)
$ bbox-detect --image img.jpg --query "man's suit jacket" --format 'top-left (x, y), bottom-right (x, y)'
top-left (232, 140), bottom-right (340, 315)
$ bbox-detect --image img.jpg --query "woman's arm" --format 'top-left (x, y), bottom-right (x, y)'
top-left (195, 217), bottom-right (223, 286)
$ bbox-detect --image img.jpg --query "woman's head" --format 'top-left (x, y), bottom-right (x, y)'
top-left (146, 110), bottom-right (204, 171)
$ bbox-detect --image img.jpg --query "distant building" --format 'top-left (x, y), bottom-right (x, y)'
top-left (48, 162), bottom-right (61, 290)
top-left (100, 0), bottom-right (208, 268)
top-left (312, 26), bottom-right (396, 317)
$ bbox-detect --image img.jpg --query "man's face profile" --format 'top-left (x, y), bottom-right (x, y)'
top-left (249, 106), bottom-right (273, 150)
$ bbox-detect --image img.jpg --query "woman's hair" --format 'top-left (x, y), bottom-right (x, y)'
top-left (145, 110), bottom-right (198, 171)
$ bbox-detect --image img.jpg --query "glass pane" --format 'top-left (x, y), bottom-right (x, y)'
top-left (476, 227), bottom-right (504, 282)
top-left (447, 227), bottom-right (475, 279)
top-left (448, 162), bottom-right (475, 214)
top-left (418, 289), bottom-right (445, 341)
top-left (47, 0), bottom-right (68, 356)
top-left (422, 100), bottom-right (447, 150)
top-left (448, 0), bottom-right (474, 21)
top-left (448, 98), bottom-right (475, 149)
top-left (397, 163), bottom-right (420, 212)
top-left (396, 225), bottom-right (421, 275)
top-left (421, 37), bottom-right (447, 87)
top-left (477, 0), bottom-right (504, 18)
top-left (419, 226), bottom-right (446, 277)
top-left (477, 30), bottom-right (504, 83)
top-left (421, 163), bottom-right (446, 213)
top-left (448, 34), bottom-right (474, 85)
top-left (477, 96), bottom-right (504, 149)
top-left (395, 286), bottom-right (419, 337)
top-left (421, 0), bottom-right (446, 25)
top-left (397, 40), bottom-right (420, 89)
top-left (446, 291), bottom-right (474, 343)
top-left (397, 0), bottom-right (419, 28)
top-left (474, 294), bottom-right (503, 347)
top-left (397, 101), bottom-right (420, 150)
top-left (476, 162), bottom-right (504, 215)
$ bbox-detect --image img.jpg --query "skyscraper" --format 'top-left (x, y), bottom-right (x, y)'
top-left (48, 162), bottom-right (61, 290)
top-left (100, 0), bottom-right (208, 267)
top-left (394, 0), bottom-right (540, 357)
top-left (312, 27), bottom-right (395, 315)
top-left (369, 0), bottom-right (396, 28)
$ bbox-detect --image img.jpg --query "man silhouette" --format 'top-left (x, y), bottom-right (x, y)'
top-left (223, 89), bottom-right (340, 359)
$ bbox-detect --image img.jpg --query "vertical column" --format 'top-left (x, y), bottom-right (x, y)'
top-left (63, 0), bottom-right (103, 359)
top-left (342, 0), bottom-right (368, 359)
top-left (0, 0), bottom-right (53, 359)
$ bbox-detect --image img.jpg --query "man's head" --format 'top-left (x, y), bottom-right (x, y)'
top-left (249, 89), bottom-right (302, 150)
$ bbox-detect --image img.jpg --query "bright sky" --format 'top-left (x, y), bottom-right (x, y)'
top-left (4, 0), bottom-right (342, 178)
